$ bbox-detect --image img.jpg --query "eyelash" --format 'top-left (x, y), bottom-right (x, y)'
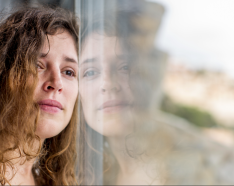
top-left (83, 70), bottom-right (99, 77)
top-left (62, 70), bottom-right (76, 77)
top-left (120, 65), bottom-right (129, 71)
top-left (36, 62), bottom-right (44, 69)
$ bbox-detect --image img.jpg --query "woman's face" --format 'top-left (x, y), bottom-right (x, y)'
top-left (34, 30), bottom-right (78, 139)
top-left (79, 33), bottom-right (134, 137)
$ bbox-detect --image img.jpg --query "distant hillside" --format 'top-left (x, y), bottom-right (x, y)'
top-left (163, 63), bottom-right (234, 127)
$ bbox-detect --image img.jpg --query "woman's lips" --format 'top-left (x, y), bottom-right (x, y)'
top-left (98, 100), bottom-right (131, 113)
top-left (38, 99), bottom-right (63, 114)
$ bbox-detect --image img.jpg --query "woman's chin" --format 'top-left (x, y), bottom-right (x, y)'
top-left (90, 113), bottom-right (134, 137)
top-left (35, 119), bottom-right (65, 139)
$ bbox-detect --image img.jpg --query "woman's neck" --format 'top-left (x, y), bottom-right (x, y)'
top-left (5, 139), bottom-right (44, 185)
top-left (5, 153), bottom-right (36, 185)
top-left (107, 136), bottom-right (140, 174)
top-left (106, 136), bottom-right (164, 185)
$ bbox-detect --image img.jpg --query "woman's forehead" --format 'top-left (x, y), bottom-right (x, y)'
top-left (80, 33), bottom-right (123, 64)
top-left (82, 32), bottom-right (118, 49)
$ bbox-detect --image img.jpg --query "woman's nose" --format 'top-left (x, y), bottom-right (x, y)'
top-left (43, 69), bottom-right (63, 93)
top-left (100, 70), bottom-right (121, 93)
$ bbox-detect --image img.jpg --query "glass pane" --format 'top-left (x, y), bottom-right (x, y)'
top-left (76, 0), bottom-right (234, 185)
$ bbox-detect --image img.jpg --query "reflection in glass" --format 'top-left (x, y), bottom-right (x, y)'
top-left (76, 0), bottom-right (234, 185)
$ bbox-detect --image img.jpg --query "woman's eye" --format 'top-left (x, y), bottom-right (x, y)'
top-left (36, 62), bottom-right (43, 69)
top-left (120, 65), bottom-right (130, 72)
top-left (84, 70), bottom-right (98, 77)
top-left (122, 65), bottom-right (129, 70)
top-left (63, 70), bottom-right (75, 77)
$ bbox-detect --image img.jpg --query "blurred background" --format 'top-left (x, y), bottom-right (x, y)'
top-left (151, 0), bottom-right (234, 147)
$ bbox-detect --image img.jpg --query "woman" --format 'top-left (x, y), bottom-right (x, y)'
top-left (0, 6), bottom-right (79, 185)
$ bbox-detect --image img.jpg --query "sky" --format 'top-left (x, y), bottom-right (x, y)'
top-left (147, 0), bottom-right (234, 77)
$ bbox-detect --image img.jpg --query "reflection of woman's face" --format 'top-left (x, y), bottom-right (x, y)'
top-left (79, 33), bottom-right (134, 137)
top-left (34, 30), bottom-right (78, 139)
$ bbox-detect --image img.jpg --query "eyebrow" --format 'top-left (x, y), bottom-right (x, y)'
top-left (79, 57), bottom-right (98, 67)
top-left (39, 53), bottom-right (78, 64)
top-left (117, 55), bottom-right (128, 61)
top-left (63, 55), bottom-right (78, 64)
top-left (39, 53), bottom-right (48, 58)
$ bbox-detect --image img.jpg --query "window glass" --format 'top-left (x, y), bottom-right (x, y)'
top-left (76, 0), bottom-right (234, 185)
